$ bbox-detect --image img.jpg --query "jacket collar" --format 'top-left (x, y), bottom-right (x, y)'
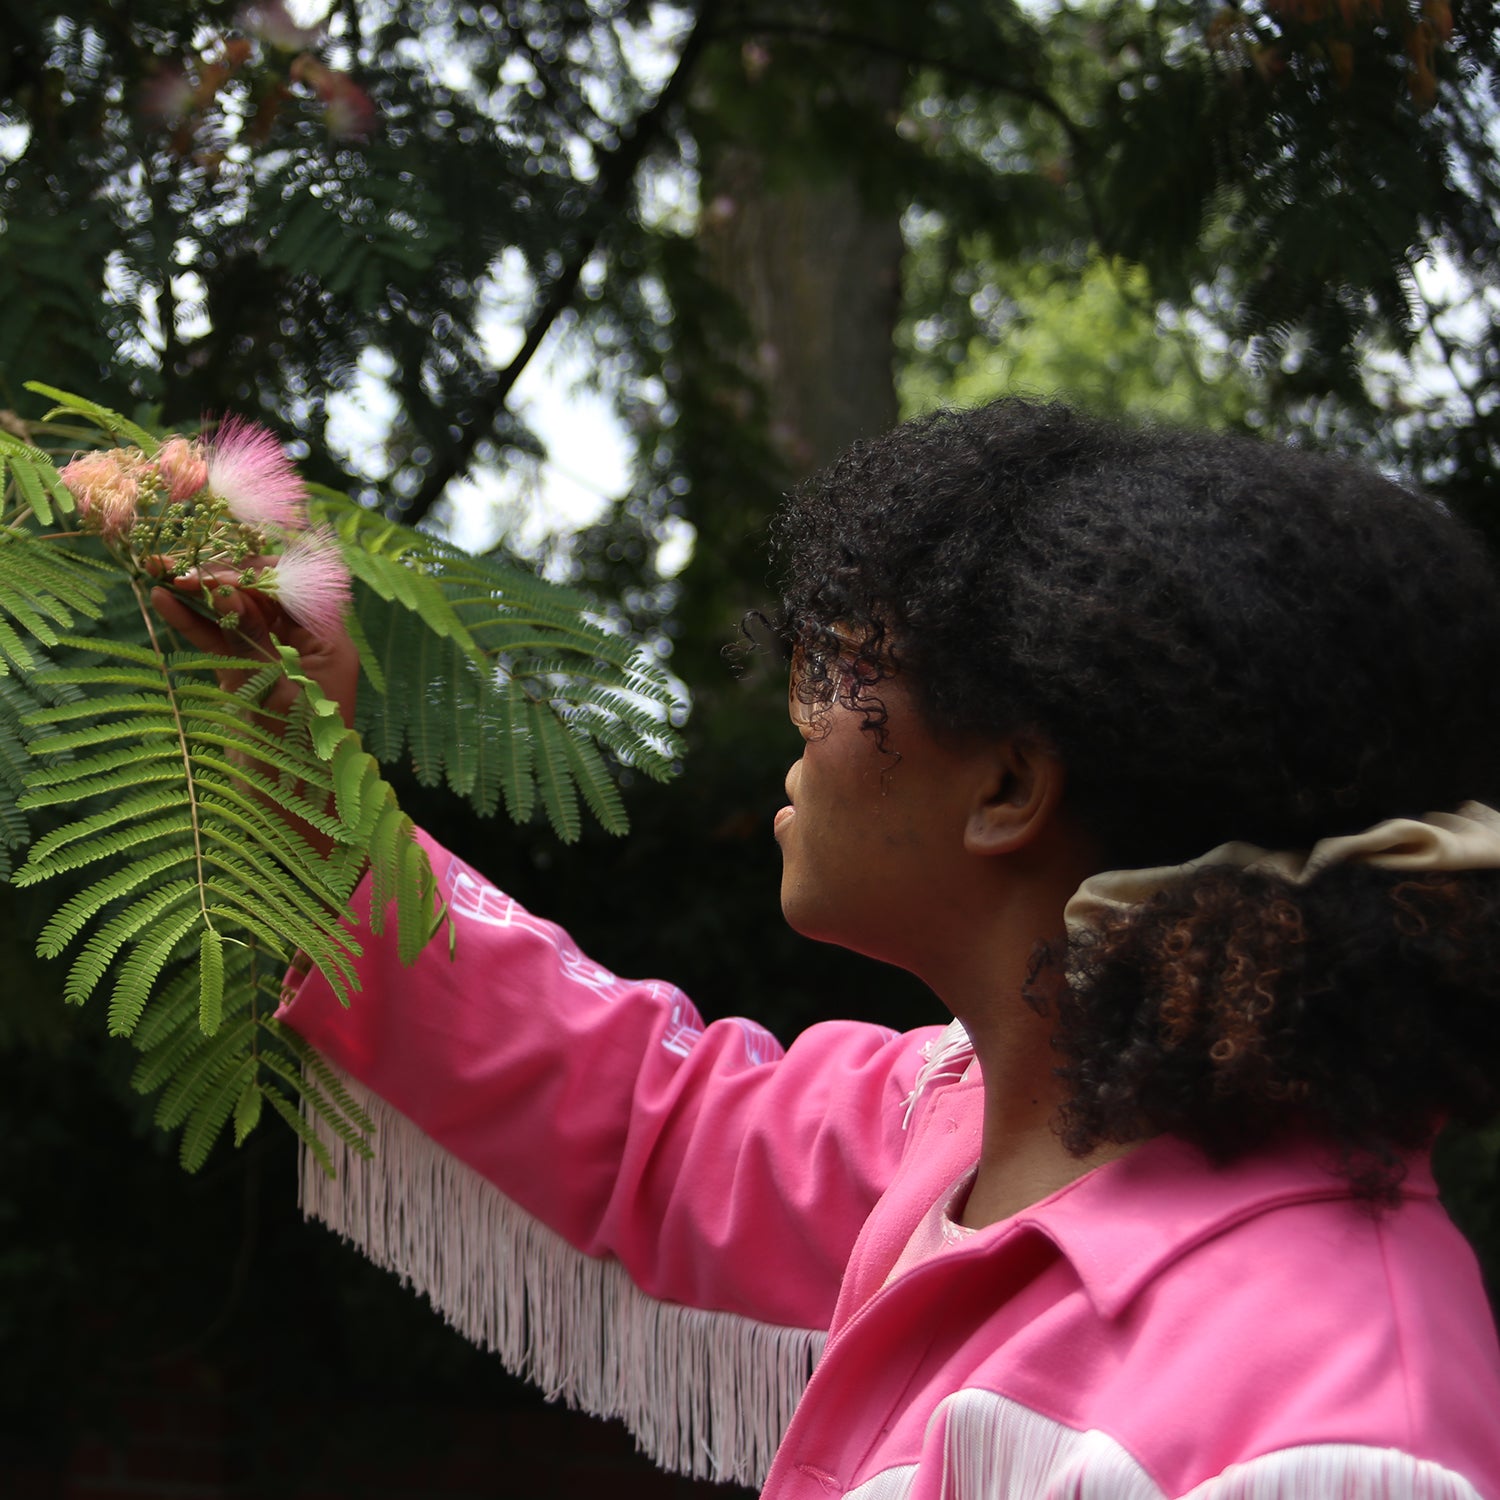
top-left (1006, 1131), bottom-right (1439, 1320)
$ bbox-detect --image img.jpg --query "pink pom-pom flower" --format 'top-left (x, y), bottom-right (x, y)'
top-left (59, 451), bottom-right (117, 515)
top-left (59, 449), bottom-right (144, 541)
top-left (257, 527), bottom-right (351, 639)
top-left (205, 416), bottom-right (307, 531)
top-left (153, 435), bottom-right (209, 503)
top-left (140, 62), bottom-right (196, 129)
top-left (290, 55), bottom-right (378, 141)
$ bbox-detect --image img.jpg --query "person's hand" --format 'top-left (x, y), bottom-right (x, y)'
top-left (150, 569), bottom-right (358, 732)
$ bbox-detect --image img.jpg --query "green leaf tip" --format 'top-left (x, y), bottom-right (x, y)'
top-left (199, 926), bottom-right (224, 1035)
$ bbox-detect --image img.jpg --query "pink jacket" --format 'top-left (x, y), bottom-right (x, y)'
top-left (280, 832), bottom-right (1500, 1498)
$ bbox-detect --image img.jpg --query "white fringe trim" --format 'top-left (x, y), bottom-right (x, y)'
top-left (938, 1388), bottom-right (1161, 1500)
top-left (299, 1064), bottom-right (826, 1487)
top-left (1180, 1445), bottom-right (1485, 1500)
top-left (932, 1387), bottom-right (1485, 1500)
top-left (845, 1463), bottom-right (920, 1500)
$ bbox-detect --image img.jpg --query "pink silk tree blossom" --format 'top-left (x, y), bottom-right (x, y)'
top-left (58, 451), bottom-right (120, 513)
top-left (290, 56), bottom-right (377, 141)
top-left (320, 74), bottom-right (378, 141)
top-left (153, 436), bottom-right (209, 503)
top-left (258, 528), bottom-right (352, 638)
top-left (205, 416), bottom-right (308, 531)
top-left (59, 449), bottom-right (144, 541)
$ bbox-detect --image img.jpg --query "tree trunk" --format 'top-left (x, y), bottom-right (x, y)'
top-left (697, 135), bottom-right (904, 478)
top-left (669, 49), bottom-right (906, 689)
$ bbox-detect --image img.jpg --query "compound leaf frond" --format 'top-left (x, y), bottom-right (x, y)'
top-left (9, 389), bottom-right (682, 1176)
top-left (23, 381), bottom-right (161, 454)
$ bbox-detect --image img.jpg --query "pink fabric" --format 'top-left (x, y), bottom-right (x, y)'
top-left (280, 830), bottom-right (925, 1331)
top-left (789, 1075), bottom-right (1500, 1496)
top-left (280, 831), bottom-right (1500, 1498)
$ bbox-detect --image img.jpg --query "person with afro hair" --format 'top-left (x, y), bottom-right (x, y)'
top-left (165, 397), bottom-right (1500, 1499)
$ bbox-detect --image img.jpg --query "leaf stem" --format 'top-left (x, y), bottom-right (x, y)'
top-left (132, 577), bottom-right (216, 941)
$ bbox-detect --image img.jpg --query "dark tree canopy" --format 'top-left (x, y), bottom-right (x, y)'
top-left (4, 1), bottom-right (1498, 544)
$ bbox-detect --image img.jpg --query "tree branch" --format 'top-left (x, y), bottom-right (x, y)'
top-left (709, 17), bottom-right (1109, 253)
top-left (397, 0), bottom-right (724, 527)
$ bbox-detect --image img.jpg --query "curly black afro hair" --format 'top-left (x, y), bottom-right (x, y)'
top-left (772, 398), bottom-right (1500, 1199)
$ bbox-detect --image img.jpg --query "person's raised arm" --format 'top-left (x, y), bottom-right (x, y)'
top-left (278, 827), bottom-right (942, 1482)
top-left (153, 566), bottom-right (939, 1486)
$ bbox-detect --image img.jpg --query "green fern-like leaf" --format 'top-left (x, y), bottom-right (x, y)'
top-left (333, 501), bottom-right (684, 839)
top-left (14, 589), bottom-right (434, 1050)
top-left (262, 1086), bottom-right (335, 1178)
top-left (4, 389), bottom-right (683, 1176)
top-left (0, 666), bottom-right (83, 879)
top-left (530, 701), bottom-right (582, 844)
top-left (557, 716), bottom-right (629, 835)
top-left (59, 878), bottom-right (199, 1002)
top-left (128, 957), bottom-right (255, 1090)
top-left (199, 925), bottom-right (225, 1034)
top-left (130, 944), bottom-right (369, 1176)
top-left (337, 530), bottom-right (481, 663)
top-left (110, 904), bottom-right (202, 1037)
top-left (179, 1056), bottom-right (254, 1171)
top-left (0, 436), bottom-right (75, 526)
top-left (257, 1048), bottom-right (374, 1157)
top-left (0, 532), bottom-right (109, 672)
top-left (36, 848), bottom-right (193, 953)
top-left (265, 1017), bottom-right (375, 1133)
top-left (23, 381), bottom-right (161, 454)
top-left (498, 677), bottom-right (538, 825)
top-left (232, 1074), bottom-right (264, 1146)
top-left (152, 1016), bottom-right (256, 1129)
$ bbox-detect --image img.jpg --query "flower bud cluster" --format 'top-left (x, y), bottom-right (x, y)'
top-left (58, 418), bottom-right (351, 640)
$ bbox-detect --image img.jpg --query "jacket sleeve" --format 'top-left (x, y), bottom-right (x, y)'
top-left (277, 827), bottom-right (939, 1336)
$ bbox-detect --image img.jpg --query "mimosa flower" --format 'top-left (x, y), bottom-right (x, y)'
top-left (153, 436), bottom-right (209, 503)
top-left (258, 528), bottom-right (351, 638)
top-left (97, 492), bottom-right (141, 541)
top-left (59, 449), bottom-right (144, 541)
top-left (59, 451), bottom-right (116, 510)
top-left (205, 416), bottom-right (307, 530)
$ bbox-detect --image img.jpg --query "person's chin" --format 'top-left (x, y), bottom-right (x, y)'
top-left (779, 890), bottom-right (849, 951)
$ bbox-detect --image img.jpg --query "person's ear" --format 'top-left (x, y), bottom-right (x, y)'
top-left (963, 738), bottom-right (1067, 857)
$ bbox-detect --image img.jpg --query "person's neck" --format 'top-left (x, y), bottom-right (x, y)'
top-left (943, 979), bottom-right (1120, 1230)
top-left (965, 1028), bottom-right (1135, 1228)
top-left (923, 855), bottom-right (1131, 1230)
